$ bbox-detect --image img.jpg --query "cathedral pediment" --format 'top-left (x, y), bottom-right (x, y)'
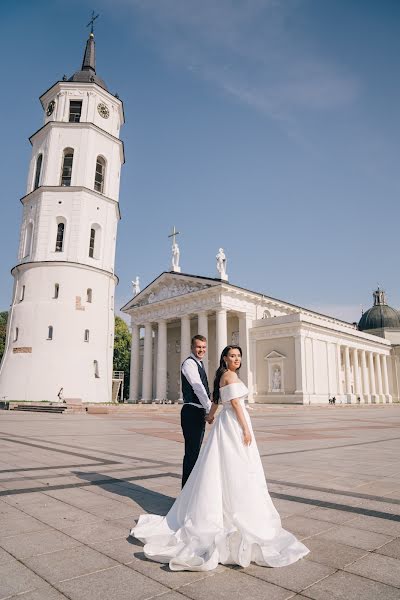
top-left (122, 272), bottom-right (219, 312)
top-left (264, 351), bottom-right (286, 360)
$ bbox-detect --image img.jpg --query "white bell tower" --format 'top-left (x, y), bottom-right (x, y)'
top-left (0, 30), bottom-right (124, 403)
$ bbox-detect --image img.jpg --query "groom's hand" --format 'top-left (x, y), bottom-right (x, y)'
top-left (205, 415), bottom-right (214, 425)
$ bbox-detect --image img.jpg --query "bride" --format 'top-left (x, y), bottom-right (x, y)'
top-left (131, 345), bottom-right (309, 571)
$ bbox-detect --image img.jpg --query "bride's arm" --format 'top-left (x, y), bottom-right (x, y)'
top-left (231, 399), bottom-right (252, 446)
top-left (206, 401), bottom-right (219, 423)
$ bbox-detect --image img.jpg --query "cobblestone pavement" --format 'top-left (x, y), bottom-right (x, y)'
top-left (1, 404), bottom-right (400, 600)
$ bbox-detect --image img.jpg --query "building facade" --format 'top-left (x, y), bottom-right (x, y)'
top-left (0, 32), bottom-right (124, 403)
top-left (122, 272), bottom-right (397, 405)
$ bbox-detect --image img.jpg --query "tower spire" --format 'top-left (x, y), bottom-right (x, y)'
top-left (82, 12), bottom-right (99, 73)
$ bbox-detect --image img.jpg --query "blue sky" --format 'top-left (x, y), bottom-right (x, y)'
top-left (1, 0), bottom-right (399, 322)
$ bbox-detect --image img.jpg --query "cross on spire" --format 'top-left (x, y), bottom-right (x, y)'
top-left (87, 10), bottom-right (99, 35)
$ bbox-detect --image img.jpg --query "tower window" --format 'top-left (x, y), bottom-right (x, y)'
top-left (61, 149), bottom-right (74, 186)
top-left (55, 222), bottom-right (65, 252)
top-left (84, 329), bottom-right (90, 342)
top-left (89, 228), bottom-right (96, 258)
top-left (69, 100), bottom-right (82, 123)
top-left (47, 326), bottom-right (53, 340)
top-left (87, 288), bottom-right (92, 303)
top-left (94, 156), bottom-right (106, 193)
top-left (20, 285), bottom-right (25, 302)
top-left (94, 360), bottom-right (100, 378)
top-left (14, 327), bottom-right (19, 342)
top-left (23, 222), bottom-right (33, 258)
top-left (54, 283), bottom-right (59, 299)
top-left (34, 154), bottom-right (43, 190)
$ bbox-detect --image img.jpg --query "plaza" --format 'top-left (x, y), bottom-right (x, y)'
top-left (1, 404), bottom-right (400, 600)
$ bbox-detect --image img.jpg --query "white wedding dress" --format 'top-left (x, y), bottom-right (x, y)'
top-left (131, 381), bottom-right (309, 571)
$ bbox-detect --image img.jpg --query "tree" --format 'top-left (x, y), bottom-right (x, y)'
top-left (113, 316), bottom-right (131, 399)
top-left (0, 312), bottom-right (8, 364)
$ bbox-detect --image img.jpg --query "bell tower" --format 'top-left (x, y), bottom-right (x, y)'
top-left (0, 29), bottom-right (124, 403)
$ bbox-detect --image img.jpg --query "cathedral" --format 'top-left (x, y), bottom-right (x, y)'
top-left (0, 30), bottom-right (399, 405)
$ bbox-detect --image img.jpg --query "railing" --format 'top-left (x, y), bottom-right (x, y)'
top-left (112, 371), bottom-right (124, 380)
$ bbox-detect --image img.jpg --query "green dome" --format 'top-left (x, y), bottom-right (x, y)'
top-left (358, 289), bottom-right (400, 331)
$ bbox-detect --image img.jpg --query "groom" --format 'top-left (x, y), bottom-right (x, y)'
top-left (180, 335), bottom-right (212, 487)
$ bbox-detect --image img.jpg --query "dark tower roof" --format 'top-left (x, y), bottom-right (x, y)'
top-left (69, 32), bottom-right (108, 90)
top-left (358, 288), bottom-right (400, 332)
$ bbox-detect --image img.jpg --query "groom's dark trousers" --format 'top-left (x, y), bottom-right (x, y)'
top-left (181, 405), bottom-right (206, 488)
top-left (181, 356), bottom-right (210, 488)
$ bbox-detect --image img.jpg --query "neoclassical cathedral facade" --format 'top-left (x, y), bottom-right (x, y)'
top-left (122, 266), bottom-right (399, 405)
top-left (1, 30), bottom-right (399, 406)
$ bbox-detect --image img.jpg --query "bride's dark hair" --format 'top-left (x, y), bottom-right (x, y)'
top-left (212, 345), bottom-right (242, 404)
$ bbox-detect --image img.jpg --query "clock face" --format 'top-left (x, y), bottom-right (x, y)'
top-left (97, 103), bottom-right (110, 119)
top-left (46, 100), bottom-right (55, 116)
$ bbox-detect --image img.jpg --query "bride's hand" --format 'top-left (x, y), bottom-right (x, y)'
top-left (243, 429), bottom-right (252, 446)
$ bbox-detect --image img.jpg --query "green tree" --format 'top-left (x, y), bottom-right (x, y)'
top-left (113, 316), bottom-right (131, 399)
top-left (0, 311), bottom-right (8, 364)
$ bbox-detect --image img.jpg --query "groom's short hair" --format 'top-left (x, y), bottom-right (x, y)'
top-left (191, 334), bottom-right (206, 347)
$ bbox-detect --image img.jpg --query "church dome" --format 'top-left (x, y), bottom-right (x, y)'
top-left (358, 289), bottom-right (400, 331)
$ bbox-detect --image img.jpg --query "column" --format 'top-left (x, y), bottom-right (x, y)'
top-left (344, 346), bottom-right (352, 395)
top-left (352, 348), bottom-right (361, 397)
top-left (155, 320), bottom-right (167, 402)
top-left (141, 323), bottom-right (153, 403)
top-left (197, 311), bottom-right (209, 375)
top-left (360, 350), bottom-right (370, 399)
top-left (375, 353), bottom-right (383, 399)
top-left (239, 313), bottom-right (253, 398)
top-left (381, 354), bottom-right (390, 398)
top-left (180, 315), bottom-right (191, 364)
top-left (294, 335), bottom-right (306, 396)
top-left (129, 323), bottom-right (140, 403)
top-left (336, 344), bottom-right (343, 395)
top-left (215, 308), bottom-right (227, 360)
top-left (368, 351), bottom-right (377, 400)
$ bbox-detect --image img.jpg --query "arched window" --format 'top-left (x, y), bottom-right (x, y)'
top-left (88, 224), bottom-right (101, 259)
top-left (20, 285), bottom-right (25, 302)
top-left (84, 329), bottom-right (90, 342)
top-left (94, 360), bottom-right (100, 378)
top-left (24, 222), bottom-right (33, 258)
top-left (34, 154), bottom-right (43, 190)
top-left (47, 326), bottom-right (53, 340)
top-left (60, 148), bottom-right (74, 186)
top-left (14, 327), bottom-right (19, 342)
top-left (94, 156), bottom-right (106, 193)
top-left (89, 228), bottom-right (96, 258)
top-left (54, 284), bottom-right (59, 299)
top-left (55, 222), bottom-right (65, 252)
top-left (87, 288), bottom-right (92, 303)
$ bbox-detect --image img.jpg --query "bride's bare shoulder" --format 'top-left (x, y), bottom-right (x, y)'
top-left (220, 370), bottom-right (239, 387)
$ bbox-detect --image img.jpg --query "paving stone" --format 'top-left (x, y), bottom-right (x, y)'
top-left (281, 515), bottom-right (334, 538)
top-left (302, 570), bottom-right (400, 600)
top-left (177, 568), bottom-right (294, 600)
top-left (345, 552), bottom-right (400, 588)
top-left (62, 516), bottom-right (130, 544)
top-left (304, 506), bottom-right (357, 525)
top-left (55, 564), bottom-right (168, 600)
top-left (375, 538), bottom-right (400, 560)
top-left (346, 514), bottom-right (400, 536)
top-left (0, 511), bottom-right (48, 538)
top-left (0, 546), bottom-right (14, 565)
top-left (0, 558), bottom-right (48, 598)
top-left (22, 545), bottom-right (117, 583)
top-left (6, 583), bottom-right (69, 599)
top-left (303, 537), bottom-right (368, 569)
top-left (0, 529), bottom-right (80, 559)
top-left (245, 559), bottom-right (334, 592)
top-left (315, 524), bottom-right (394, 550)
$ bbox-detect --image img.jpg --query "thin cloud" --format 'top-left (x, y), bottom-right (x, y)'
top-left (113, 0), bottom-right (359, 122)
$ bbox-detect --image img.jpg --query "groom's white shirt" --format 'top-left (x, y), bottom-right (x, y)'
top-left (181, 353), bottom-right (212, 413)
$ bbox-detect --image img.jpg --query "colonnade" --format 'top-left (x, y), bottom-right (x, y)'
top-left (129, 309), bottom-right (251, 403)
top-left (339, 345), bottom-right (390, 401)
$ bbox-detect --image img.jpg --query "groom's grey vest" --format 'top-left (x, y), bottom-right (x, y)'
top-left (181, 357), bottom-right (210, 407)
